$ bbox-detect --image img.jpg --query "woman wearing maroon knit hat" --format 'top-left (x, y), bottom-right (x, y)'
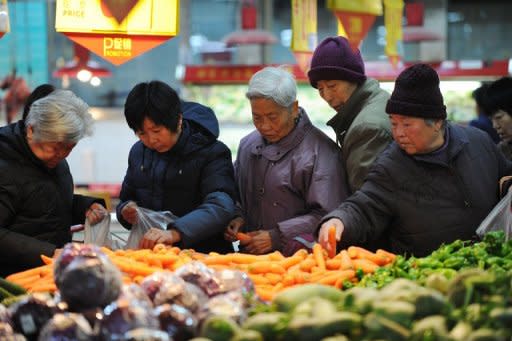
top-left (308, 36), bottom-right (392, 193)
top-left (318, 63), bottom-right (512, 257)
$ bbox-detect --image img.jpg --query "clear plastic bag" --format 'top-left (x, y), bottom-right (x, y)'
top-left (476, 190), bottom-right (512, 240)
top-left (83, 213), bottom-right (119, 249)
top-left (124, 207), bottom-right (177, 249)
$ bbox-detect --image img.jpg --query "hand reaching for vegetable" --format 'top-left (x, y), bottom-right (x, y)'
top-left (139, 227), bottom-right (181, 249)
top-left (224, 216), bottom-right (245, 242)
top-left (85, 203), bottom-right (108, 225)
top-left (243, 230), bottom-right (272, 255)
top-left (319, 218), bottom-right (344, 256)
top-left (121, 201), bottom-right (138, 225)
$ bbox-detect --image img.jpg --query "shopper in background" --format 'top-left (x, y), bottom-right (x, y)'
top-left (224, 67), bottom-right (348, 256)
top-left (469, 82), bottom-right (500, 143)
top-left (117, 80), bottom-right (236, 253)
top-left (308, 36), bottom-right (392, 193)
top-left (0, 89), bottom-right (106, 276)
top-left (318, 64), bottom-right (512, 257)
top-left (485, 77), bottom-right (512, 160)
top-left (22, 83), bottom-right (55, 121)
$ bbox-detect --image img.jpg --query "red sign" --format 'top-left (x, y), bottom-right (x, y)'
top-left (183, 65), bottom-right (309, 84)
top-left (334, 11), bottom-right (376, 50)
top-left (64, 33), bottom-right (172, 66)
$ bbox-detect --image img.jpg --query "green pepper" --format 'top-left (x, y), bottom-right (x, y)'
top-left (443, 257), bottom-right (466, 269)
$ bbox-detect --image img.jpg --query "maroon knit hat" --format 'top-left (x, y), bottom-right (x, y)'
top-left (386, 63), bottom-right (447, 119)
top-left (307, 36), bottom-right (367, 88)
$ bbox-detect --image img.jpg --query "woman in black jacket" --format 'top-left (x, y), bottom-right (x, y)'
top-left (0, 89), bottom-right (106, 276)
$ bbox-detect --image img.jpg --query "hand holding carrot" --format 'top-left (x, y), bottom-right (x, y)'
top-left (319, 218), bottom-right (344, 256)
top-left (224, 216), bottom-right (245, 242)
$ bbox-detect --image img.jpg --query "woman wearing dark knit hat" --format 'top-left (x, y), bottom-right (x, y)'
top-left (486, 77), bottom-right (512, 160)
top-left (317, 63), bottom-right (512, 257)
top-left (308, 36), bottom-right (392, 193)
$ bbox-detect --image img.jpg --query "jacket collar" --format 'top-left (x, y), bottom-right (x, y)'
top-left (409, 123), bottom-right (468, 166)
top-left (327, 79), bottom-right (378, 145)
top-left (250, 108), bottom-right (312, 162)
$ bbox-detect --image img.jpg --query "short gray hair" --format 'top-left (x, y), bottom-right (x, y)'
top-left (246, 66), bottom-right (297, 109)
top-left (424, 118), bottom-right (447, 131)
top-left (25, 89), bottom-right (93, 143)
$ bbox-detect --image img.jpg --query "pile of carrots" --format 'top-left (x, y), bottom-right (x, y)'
top-left (6, 240), bottom-right (396, 301)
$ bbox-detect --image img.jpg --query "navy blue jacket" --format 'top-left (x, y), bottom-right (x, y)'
top-left (323, 123), bottom-right (512, 257)
top-left (116, 101), bottom-right (236, 253)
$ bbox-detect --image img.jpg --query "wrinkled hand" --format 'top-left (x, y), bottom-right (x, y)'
top-left (139, 227), bottom-right (181, 250)
top-left (319, 218), bottom-right (344, 255)
top-left (86, 203), bottom-right (108, 225)
top-left (244, 230), bottom-right (272, 255)
top-left (224, 217), bottom-right (245, 242)
top-left (121, 201), bottom-right (138, 225)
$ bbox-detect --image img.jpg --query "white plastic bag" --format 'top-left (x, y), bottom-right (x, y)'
top-left (476, 190), bottom-right (512, 240)
top-left (124, 207), bottom-right (177, 249)
top-left (83, 213), bottom-right (123, 250)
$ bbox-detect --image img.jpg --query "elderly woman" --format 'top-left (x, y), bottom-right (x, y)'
top-left (318, 64), bottom-right (512, 257)
top-left (0, 89), bottom-right (106, 276)
top-left (116, 80), bottom-right (236, 253)
top-left (224, 66), bottom-right (348, 256)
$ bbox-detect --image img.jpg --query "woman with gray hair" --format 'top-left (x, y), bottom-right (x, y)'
top-left (224, 66), bottom-right (348, 255)
top-left (0, 89), bottom-right (107, 276)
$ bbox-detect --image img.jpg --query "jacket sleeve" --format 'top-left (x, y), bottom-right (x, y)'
top-left (0, 175), bottom-right (55, 268)
top-left (277, 143), bottom-right (349, 243)
top-left (116, 147), bottom-right (138, 230)
top-left (321, 162), bottom-right (394, 249)
top-left (173, 191), bottom-right (235, 248)
top-left (172, 144), bottom-right (236, 248)
top-left (344, 123), bottom-right (392, 192)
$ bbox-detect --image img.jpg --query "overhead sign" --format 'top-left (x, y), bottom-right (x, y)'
top-left (327, 0), bottom-right (382, 50)
top-left (55, 0), bottom-right (179, 65)
top-left (291, 0), bottom-right (317, 74)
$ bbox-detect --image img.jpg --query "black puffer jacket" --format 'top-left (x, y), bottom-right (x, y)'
top-left (116, 101), bottom-right (236, 253)
top-left (323, 123), bottom-right (512, 257)
top-left (0, 121), bottom-right (100, 276)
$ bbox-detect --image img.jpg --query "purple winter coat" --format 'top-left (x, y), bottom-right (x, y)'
top-left (234, 109), bottom-right (349, 254)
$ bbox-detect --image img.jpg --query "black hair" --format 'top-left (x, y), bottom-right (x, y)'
top-left (124, 80), bottom-right (181, 133)
top-left (22, 83), bottom-right (56, 120)
top-left (471, 82), bottom-right (491, 116)
top-left (486, 77), bottom-right (512, 116)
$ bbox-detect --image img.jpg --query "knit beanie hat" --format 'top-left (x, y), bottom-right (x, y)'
top-left (486, 77), bottom-right (512, 115)
top-left (307, 36), bottom-right (367, 88)
top-left (385, 63), bottom-right (447, 119)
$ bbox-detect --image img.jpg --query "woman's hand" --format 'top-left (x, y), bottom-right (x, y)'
top-left (243, 230), bottom-right (272, 255)
top-left (139, 227), bottom-right (181, 249)
top-left (224, 217), bottom-right (245, 242)
top-left (86, 203), bottom-right (108, 225)
top-left (121, 201), bottom-right (138, 225)
top-left (318, 218), bottom-right (344, 255)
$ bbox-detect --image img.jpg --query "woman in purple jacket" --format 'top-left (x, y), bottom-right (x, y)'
top-left (224, 66), bottom-right (349, 256)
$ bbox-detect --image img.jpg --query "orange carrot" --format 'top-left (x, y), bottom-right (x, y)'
top-left (317, 269), bottom-right (356, 286)
top-left (248, 274), bottom-right (271, 285)
top-left (230, 253), bottom-right (265, 264)
top-left (326, 258), bottom-right (342, 270)
top-left (313, 243), bottom-right (326, 271)
top-left (292, 248), bottom-right (309, 259)
top-left (279, 255), bottom-right (302, 270)
top-left (352, 258), bottom-right (379, 273)
top-left (40, 254), bottom-right (54, 265)
top-left (6, 265), bottom-right (51, 282)
top-left (299, 257), bottom-right (316, 272)
top-left (265, 273), bottom-right (282, 285)
top-left (328, 226), bottom-right (337, 258)
top-left (376, 249), bottom-right (397, 263)
top-left (236, 232), bottom-right (252, 243)
top-left (349, 246), bottom-right (389, 266)
top-left (339, 250), bottom-right (354, 270)
top-left (255, 286), bottom-right (275, 301)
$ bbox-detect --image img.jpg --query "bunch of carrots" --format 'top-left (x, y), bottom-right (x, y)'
top-left (6, 229), bottom-right (396, 301)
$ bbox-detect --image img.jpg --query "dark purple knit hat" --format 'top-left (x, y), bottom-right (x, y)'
top-left (386, 63), bottom-right (447, 119)
top-left (307, 36), bottom-right (367, 88)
